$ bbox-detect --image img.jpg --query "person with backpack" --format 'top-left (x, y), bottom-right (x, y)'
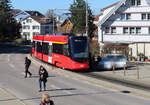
top-left (24, 57), bottom-right (32, 78)
top-left (39, 66), bottom-right (48, 92)
top-left (40, 94), bottom-right (54, 105)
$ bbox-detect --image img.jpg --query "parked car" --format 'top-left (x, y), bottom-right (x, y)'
top-left (98, 54), bottom-right (127, 70)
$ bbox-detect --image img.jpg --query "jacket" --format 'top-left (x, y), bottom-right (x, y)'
top-left (25, 58), bottom-right (31, 67)
top-left (39, 68), bottom-right (48, 81)
top-left (40, 100), bottom-right (54, 105)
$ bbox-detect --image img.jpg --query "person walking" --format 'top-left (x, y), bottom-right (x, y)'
top-left (40, 94), bottom-right (54, 105)
top-left (25, 57), bottom-right (32, 78)
top-left (39, 66), bottom-right (48, 92)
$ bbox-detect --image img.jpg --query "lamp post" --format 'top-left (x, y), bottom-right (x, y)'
top-left (86, 0), bottom-right (88, 36)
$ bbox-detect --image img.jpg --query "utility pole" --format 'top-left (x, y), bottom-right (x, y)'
top-left (86, 0), bottom-right (88, 36)
top-left (52, 9), bottom-right (55, 35)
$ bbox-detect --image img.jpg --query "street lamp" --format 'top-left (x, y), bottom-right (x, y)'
top-left (86, 0), bottom-right (88, 36)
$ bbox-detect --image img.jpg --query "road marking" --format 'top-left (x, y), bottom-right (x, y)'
top-left (9, 64), bottom-right (15, 68)
top-left (8, 55), bottom-right (10, 62)
top-left (50, 85), bottom-right (73, 94)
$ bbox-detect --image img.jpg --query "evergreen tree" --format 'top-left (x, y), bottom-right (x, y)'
top-left (69, 0), bottom-right (96, 37)
top-left (0, 0), bottom-right (21, 42)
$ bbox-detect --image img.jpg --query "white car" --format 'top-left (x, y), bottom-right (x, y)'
top-left (98, 54), bottom-right (127, 70)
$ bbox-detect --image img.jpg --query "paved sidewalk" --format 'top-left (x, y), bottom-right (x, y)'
top-left (90, 64), bottom-right (150, 90)
top-left (0, 88), bottom-right (26, 105)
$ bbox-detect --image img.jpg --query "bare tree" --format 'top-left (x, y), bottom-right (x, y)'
top-left (46, 9), bottom-right (55, 19)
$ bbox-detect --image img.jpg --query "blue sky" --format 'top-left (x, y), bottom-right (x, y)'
top-left (11, 0), bottom-right (118, 15)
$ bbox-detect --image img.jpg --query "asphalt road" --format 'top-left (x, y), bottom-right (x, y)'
top-left (0, 46), bottom-right (150, 105)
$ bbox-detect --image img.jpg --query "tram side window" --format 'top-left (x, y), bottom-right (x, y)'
top-left (63, 44), bottom-right (70, 57)
top-left (42, 42), bottom-right (49, 55)
top-left (53, 44), bottom-right (63, 54)
top-left (32, 41), bottom-right (35, 48)
top-left (37, 42), bottom-right (42, 53)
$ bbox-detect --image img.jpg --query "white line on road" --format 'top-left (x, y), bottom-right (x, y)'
top-left (50, 85), bottom-right (73, 94)
top-left (8, 55), bottom-right (10, 62)
top-left (9, 64), bottom-right (15, 68)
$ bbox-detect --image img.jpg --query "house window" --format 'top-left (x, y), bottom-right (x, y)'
top-left (137, 0), bottom-right (141, 5)
top-left (121, 14), bottom-right (125, 20)
top-left (33, 32), bottom-right (39, 36)
top-left (136, 28), bottom-right (141, 34)
top-left (131, 0), bottom-right (141, 6)
top-left (142, 14), bottom-right (147, 20)
top-left (121, 14), bottom-right (131, 20)
top-left (111, 27), bottom-right (116, 34)
top-left (148, 28), bottom-right (150, 34)
top-left (105, 27), bottom-right (110, 34)
top-left (26, 19), bottom-right (32, 23)
top-left (33, 26), bottom-right (39, 30)
top-left (23, 32), bottom-right (30, 36)
top-left (23, 25), bottom-right (30, 29)
top-left (131, 0), bottom-right (135, 5)
top-left (123, 28), bottom-right (129, 34)
top-left (23, 32), bottom-right (30, 40)
top-left (45, 26), bottom-right (49, 29)
top-left (126, 14), bottom-right (131, 20)
top-left (130, 27), bottom-right (135, 34)
top-left (148, 14), bottom-right (150, 20)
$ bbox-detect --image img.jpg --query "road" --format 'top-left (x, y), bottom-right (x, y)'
top-left (0, 46), bottom-right (150, 105)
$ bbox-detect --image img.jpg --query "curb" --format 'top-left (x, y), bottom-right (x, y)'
top-left (89, 72), bottom-right (150, 91)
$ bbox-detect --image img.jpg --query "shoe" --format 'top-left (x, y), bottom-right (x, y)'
top-left (39, 89), bottom-right (42, 92)
top-left (24, 76), bottom-right (27, 78)
top-left (44, 88), bottom-right (46, 91)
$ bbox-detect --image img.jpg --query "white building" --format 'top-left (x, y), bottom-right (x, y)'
top-left (21, 16), bottom-right (53, 41)
top-left (97, 0), bottom-right (150, 58)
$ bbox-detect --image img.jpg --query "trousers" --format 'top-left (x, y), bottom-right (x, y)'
top-left (25, 66), bottom-right (32, 77)
top-left (39, 79), bottom-right (46, 89)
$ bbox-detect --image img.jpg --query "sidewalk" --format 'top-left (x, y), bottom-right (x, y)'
top-left (91, 64), bottom-right (150, 90)
top-left (0, 88), bottom-right (26, 105)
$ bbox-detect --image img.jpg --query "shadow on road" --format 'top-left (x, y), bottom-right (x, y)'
top-left (0, 45), bottom-right (31, 54)
top-left (20, 91), bottom-right (118, 101)
top-left (31, 75), bottom-right (56, 78)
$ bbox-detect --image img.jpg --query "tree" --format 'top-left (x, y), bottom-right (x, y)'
top-left (46, 9), bottom-right (56, 19)
top-left (0, 0), bottom-right (21, 42)
top-left (69, 0), bottom-right (96, 37)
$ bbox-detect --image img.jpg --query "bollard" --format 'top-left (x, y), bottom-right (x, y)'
top-left (136, 64), bottom-right (140, 80)
top-left (112, 64), bottom-right (115, 73)
top-left (123, 65), bottom-right (126, 76)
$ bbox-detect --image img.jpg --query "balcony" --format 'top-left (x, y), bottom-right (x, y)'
top-left (102, 34), bottom-right (150, 43)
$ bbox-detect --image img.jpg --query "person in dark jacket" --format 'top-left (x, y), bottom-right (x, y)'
top-left (25, 57), bottom-right (32, 78)
top-left (39, 66), bottom-right (48, 92)
top-left (40, 94), bottom-right (54, 105)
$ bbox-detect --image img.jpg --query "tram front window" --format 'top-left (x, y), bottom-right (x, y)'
top-left (70, 36), bottom-right (88, 62)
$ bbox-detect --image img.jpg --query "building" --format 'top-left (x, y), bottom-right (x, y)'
top-left (97, 0), bottom-right (150, 58)
top-left (57, 18), bottom-right (73, 33)
top-left (11, 10), bottom-right (53, 42)
top-left (21, 16), bottom-right (53, 41)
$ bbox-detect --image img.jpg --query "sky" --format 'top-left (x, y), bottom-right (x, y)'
top-left (11, 0), bottom-right (119, 15)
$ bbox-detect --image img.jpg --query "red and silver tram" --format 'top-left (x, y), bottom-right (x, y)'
top-left (32, 34), bottom-right (89, 70)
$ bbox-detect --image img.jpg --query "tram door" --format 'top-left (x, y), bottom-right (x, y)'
top-left (48, 42), bottom-right (53, 63)
top-left (35, 41), bottom-right (37, 56)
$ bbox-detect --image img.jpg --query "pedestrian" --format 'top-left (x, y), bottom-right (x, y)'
top-left (25, 57), bottom-right (32, 78)
top-left (40, 94), bottom-right (54, 105)
top-left (39, 66), bottom-right (48, 92)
